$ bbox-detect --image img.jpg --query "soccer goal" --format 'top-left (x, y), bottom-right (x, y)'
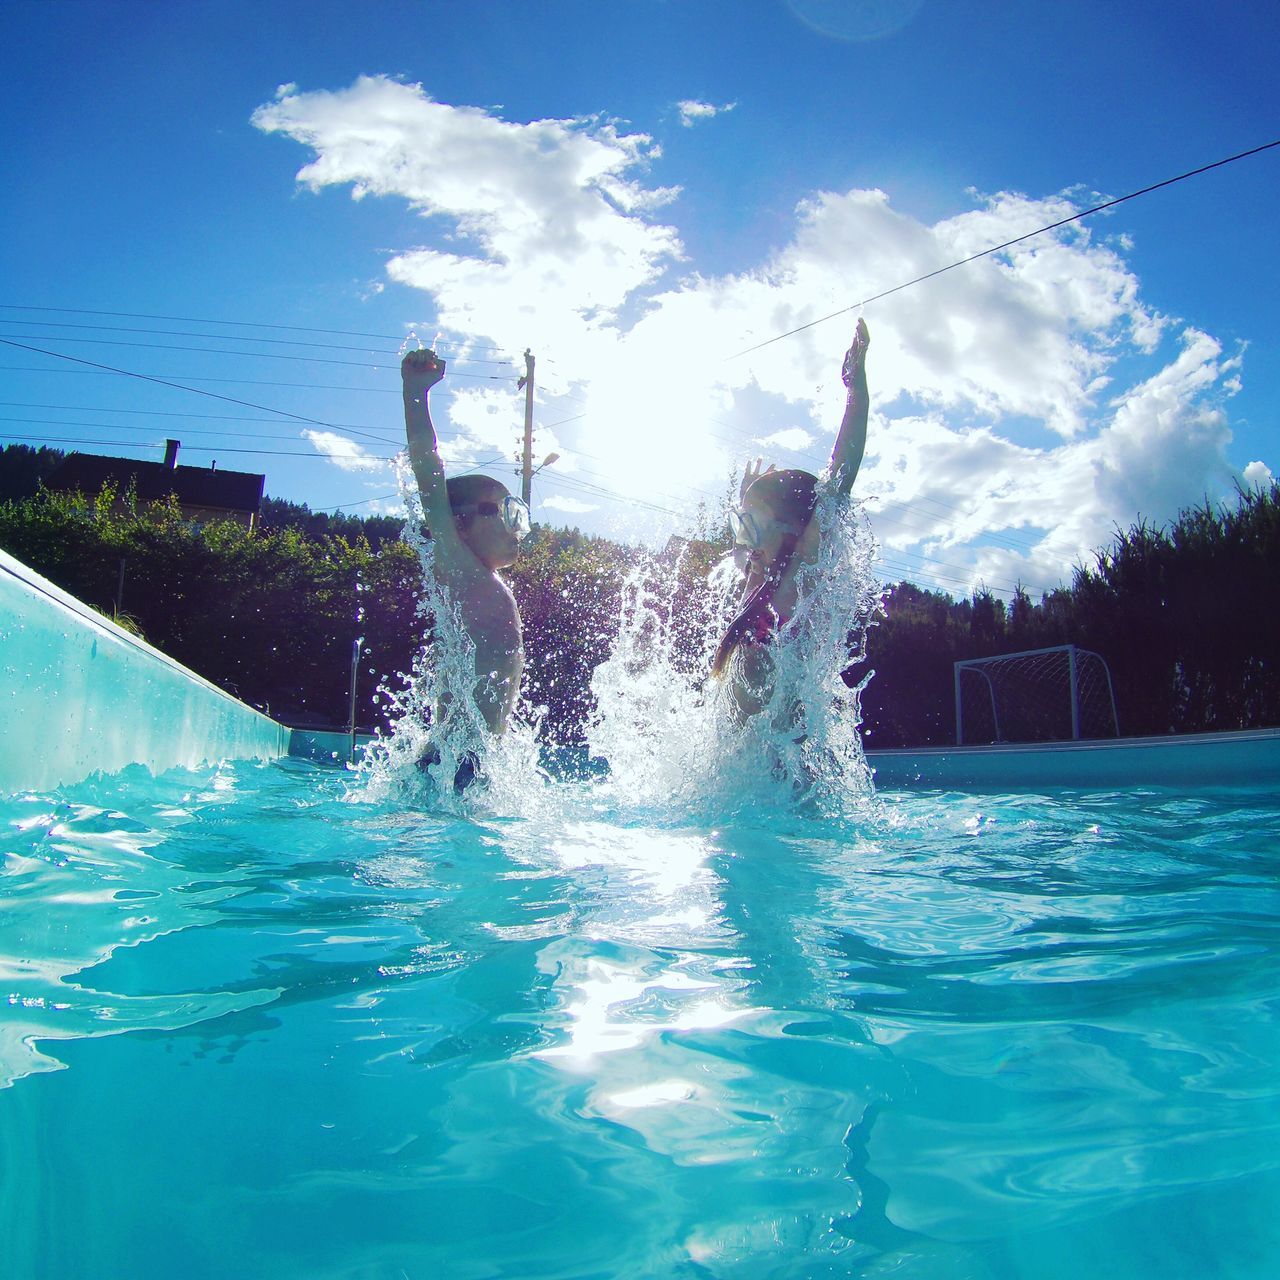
top-left (954, 645), bottom-right (1119, 745)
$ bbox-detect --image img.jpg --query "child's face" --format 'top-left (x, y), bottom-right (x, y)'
top-left (735, 493), bottom-right (792, 569)
top-left (456, 500), bottom-right (521, 570)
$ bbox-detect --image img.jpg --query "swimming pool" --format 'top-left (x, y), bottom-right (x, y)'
top-left (4, 757), bottom-right (1278, 1279)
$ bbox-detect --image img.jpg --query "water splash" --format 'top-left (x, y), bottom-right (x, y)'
top-left (355, 456), bottom-right (882, 823)
top-left (396, 330), bottom-right (425, 359)
top-left (588, 490), bottom-right (884, 821)
top-left (354, 456), bottom-right (547, 816)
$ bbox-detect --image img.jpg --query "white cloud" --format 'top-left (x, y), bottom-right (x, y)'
top-left (303, 430), bottom-right (387, 473)
top-left (258, 82), bottom-right (1250, 594)
top-left (254, 76), bottom-right (681, 351)
top-left (542, 494), bottom-right (599, 514)
top-left (760, 427), bottom-right (816, 451)
top-left (676, 99), bottom-right (737, 127)
top-left (858, 327), bottom-right (1241, 593)
top-left (1243, 460), bottom-right (1273, 488)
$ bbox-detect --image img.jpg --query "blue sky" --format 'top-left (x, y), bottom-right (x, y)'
top-left (2, 0), bottom-right (1276, 598)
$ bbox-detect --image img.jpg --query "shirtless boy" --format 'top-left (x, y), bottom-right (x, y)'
top-left (401, 349), bottom-right (528, 768)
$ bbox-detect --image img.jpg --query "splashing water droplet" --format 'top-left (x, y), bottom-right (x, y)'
top-left (588, 491), bottom-right (883, 821)
top-left (352, 456), bottom-right (546, 817)
top-left (397, 331), bottom-right (425, 360)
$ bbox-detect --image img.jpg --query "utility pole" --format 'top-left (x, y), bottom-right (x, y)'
top-left (519, 348), bottom-right (535, 506)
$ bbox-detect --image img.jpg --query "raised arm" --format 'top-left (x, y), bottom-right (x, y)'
top-left (402, 349), bottom-right (465, 560)
top-left (739, 457), bottom-right (776, 505)
top-left (827, 318), bottom-right (870, 498)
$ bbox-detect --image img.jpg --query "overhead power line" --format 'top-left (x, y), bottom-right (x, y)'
top-left (0, 341), bottom-right (1059, 582)
top-left (0, 337), bottom-right (407, 446)
top-left (731, 136), bottom-right (1280, 358)
top-left (0, 332), bottom-right (514, 378)
top-left (0, 432), bottom-right (388, 461)
top-left (0, 415), bottom-right (403, 457)
top-left (0, 363), bottom-right (402, 394)
top-left (0, 399), bottom-right (401, 434)
top-left (0, 303), bottom-right (513, 353)
top-left (310, 493), bottom-right (402, 513)
top-left (0, 318), bottom-right (514, 365)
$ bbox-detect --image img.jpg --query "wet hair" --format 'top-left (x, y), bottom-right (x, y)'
top-left (446, 474), bottom-right (510, 513)
top-left (711, 469), bottom-right (818, 678)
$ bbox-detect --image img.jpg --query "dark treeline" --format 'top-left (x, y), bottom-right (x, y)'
top-left (259, 495), bottom-right (407, 551)
top-left (0, 478), bottom-right (423, 726)
top-left (1, 444), bottom-right (1276, 745)
top-left (852, 484), bottom-right (1280, 745)
top-left (0, 444), bottom-right (65, 503)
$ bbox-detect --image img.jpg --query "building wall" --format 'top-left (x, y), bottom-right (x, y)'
top-left (92, 497), bottom-right (256, 530)
top-left (175, 502), bottom-right (256, 530)
top-left (0, 546), bottom-right (288, 793)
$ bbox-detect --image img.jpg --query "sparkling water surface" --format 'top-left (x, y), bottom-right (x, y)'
top-left (3, 758), bottom-right (1278, 1279)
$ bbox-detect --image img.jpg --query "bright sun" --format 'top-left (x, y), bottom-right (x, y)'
top-left (571, 381), bottom-right (730, 518)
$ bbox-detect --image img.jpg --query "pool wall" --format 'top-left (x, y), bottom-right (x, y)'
top-left (290, 727), bottom-right (1280, 791)
top-left (867, 728), bottom-right (1280, 790)
top-left (289, 728), bottom-right (363, 765)
top-left (0, 547), bottom-right (289, 793)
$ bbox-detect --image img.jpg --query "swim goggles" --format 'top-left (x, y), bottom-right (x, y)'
top-left (455, 494), bottom-right (531, 539)
top-left (728, 507), bottom-right (806, 550)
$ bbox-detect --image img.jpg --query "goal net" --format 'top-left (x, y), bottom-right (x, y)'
top-left (954, 645), bottom-right (1119, 745)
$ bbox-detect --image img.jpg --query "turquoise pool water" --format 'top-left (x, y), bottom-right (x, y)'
top-left (3, 758), bottom-right (1279, 1279)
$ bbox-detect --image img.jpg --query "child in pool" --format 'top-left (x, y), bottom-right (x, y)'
top-left (713, 318), bottom-right (871, 724)
top-left (401, 349), bottom-right (530, 784)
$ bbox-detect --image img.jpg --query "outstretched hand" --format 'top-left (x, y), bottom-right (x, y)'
top-left (841, 317), bottom-right (870, 388)
top-left (402, 348), bottom-right (446, 391)
top-left (739, 456), bottom-right (776, 504)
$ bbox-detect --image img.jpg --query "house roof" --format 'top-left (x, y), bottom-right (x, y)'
top-left (46, 453), bottom-right (265, 514)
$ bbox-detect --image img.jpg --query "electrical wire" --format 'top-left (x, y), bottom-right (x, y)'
top-left (534, 468), bottom-right (684, 518)
top-left (0, 333), bottom-right (515, 378)
top-left (0, 364), bottom-right (503, 404)
top-left (0, 345), bottom-right (1059, 588)
top-left (0, 432), bottom-right (389, 460)
top-left (309, 493), bottom-right (402, 513)
top-left (0, 337), bottom-right (414, 445)
top-left (0, 363), bottom-right (401, 393)
top-left (730, 137), bottom-right (1280, 358)
top-left (0, 303), bottom-right (514, 353)
top-left (0, 399), bottom-right (403, 436)
top-left (0, 380), bottom-right (1077, 564)
top-left (0, 413), bottom-right (365, 444)
top-left (864, 497), bottom-right (1050, 559)
top-left (0, 317), bottom-right (514, 365)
